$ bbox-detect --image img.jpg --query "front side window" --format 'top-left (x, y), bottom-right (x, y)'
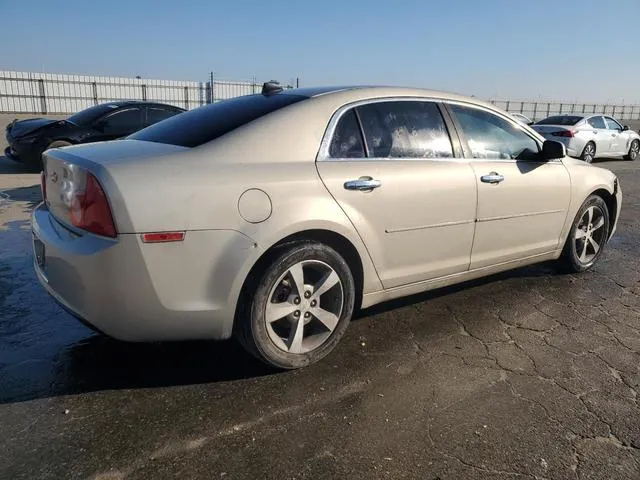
top-left (146, 107), bottom-right (181, 126)
top-left (449, 104), bottom-right (539, 161)
top-left (587, 116), bottom-right (606, 129)
top-left (355, 101), bottom-right (453, 158)
top-left (604, 117), bottom-right (622, 131)
top-left (329, 110), bottom-right (365, 158)
top-left (98, 108), bottom-right (143, 136)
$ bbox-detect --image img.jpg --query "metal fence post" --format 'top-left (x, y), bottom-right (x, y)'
top-left (505, 100), bottom-right (510, 112)
top-left (296, 77), bottom-right (299, 88)
top-left (184, 86), bottom-right (189, 110)
top-left (252, 75), bottom-right (257, 94)
top-left (532, 102), bottom-right (537, 120)
top-left (141, 84), bottom-right (147, 101)
top-left (210, 72), bottom-right (215, 103)
top-left (546, 103), bottom-right (550, 117)
top-left (612, 105), bottom-right (617, 118)
top-left (92, 82), bottom-right (98, 105)
top-left (38, 78), bottom-right (47, 114)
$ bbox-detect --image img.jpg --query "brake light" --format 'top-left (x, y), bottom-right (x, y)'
top-left (552, 130), bottom-right (575, 138)
top-left (69, 173), bottom-right (117, 238)
top-left (40, 171), bottom-right (47, 201)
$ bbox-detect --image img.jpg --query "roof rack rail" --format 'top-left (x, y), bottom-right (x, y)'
top-left (262, 80), bottom-right (284, 96)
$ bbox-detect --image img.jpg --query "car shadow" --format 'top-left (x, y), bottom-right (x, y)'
top-left (0, 184), bottom-right (41, 210)
top-left (0, 259), bottom-right (558, 405)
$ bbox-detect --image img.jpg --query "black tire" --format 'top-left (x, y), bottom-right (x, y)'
top-left (26, 140), bottom-right (72, 172)
top-left (624, 139), bottom-right (639, 161)
top-left (580, 142), bottom-right (596, 163)
top-left (558, 195), bottom-right (610, 273)
top-left (237, 241), bottom-right (355, 369)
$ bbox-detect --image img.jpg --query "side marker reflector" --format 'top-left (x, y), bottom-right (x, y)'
top-left (141, 232), bottom-right (185, 243)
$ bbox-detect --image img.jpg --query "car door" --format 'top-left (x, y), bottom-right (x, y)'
top-left (586, 115), bottom-right (611, 155)
top-left (316, 99), bottom-right (477, 289)
top-left (604, 116), bottom-right (625, 155)
top-left (445, 102), bottom-right (571, 270)
top-left (145, 106), bottom-right (182, 128)
top-left (92, 107), bottom-right (144, 141)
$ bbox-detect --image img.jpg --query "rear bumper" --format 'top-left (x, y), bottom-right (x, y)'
top-left (31, 203), bottom-right (260, 342)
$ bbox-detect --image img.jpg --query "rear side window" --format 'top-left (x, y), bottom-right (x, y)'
top-left (587, 116), bottom-right (606, 129)
top-left (329, 110), bottom-right (365, 158)
top-left (129, 94), bottom-right (307, 147)
top-left (535, 116), bottom-right (582, 126)
top-left (355, 101), bottom-right (453, 158)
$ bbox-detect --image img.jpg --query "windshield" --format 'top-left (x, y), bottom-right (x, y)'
top-left (129, 94), bottom-right (307, 147)
top-left (67, 103), bottom-right (122, 126)
top-left (534, 115), bottom-right (582, 126)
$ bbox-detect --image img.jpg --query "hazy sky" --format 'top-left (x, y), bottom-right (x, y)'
top-left (2, 0), bottom-right (639, 103)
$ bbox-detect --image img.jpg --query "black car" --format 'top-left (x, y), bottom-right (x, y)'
top-left (4, 101), bottom-right (185, 170)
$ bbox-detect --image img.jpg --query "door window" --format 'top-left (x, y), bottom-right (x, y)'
top-left (146, 107), bottom-right (180, 126)
top-left (355, 101), bottom-right (453, 158)
top-left (587, 116), bottom-right (606, 129)
top-left (329, 110), bottom-right (365, 158)
top-left (604, 117), bottom-right (622, 131)
top-left (448, 104), bottom-right (539, 160)
top-left (98, 108), bottom-right (143, 136)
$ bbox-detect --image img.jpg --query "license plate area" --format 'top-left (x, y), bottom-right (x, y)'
top-left (33, 236), bottom-right (45, 269)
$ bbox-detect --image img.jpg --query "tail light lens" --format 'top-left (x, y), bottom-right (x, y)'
top-left (552, 130), bottom-right (575, 138)
top-left (68, 171), bottom-right (117, 238)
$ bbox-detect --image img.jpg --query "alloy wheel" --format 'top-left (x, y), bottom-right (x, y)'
top-left (574, 205), bottom-right (606, 264)
top-left (264, 260), bottom-right (344, 354)
top-left (583, 144), bottom-right (595, 163)
top-left (629, 141), bottom-right (639, 160)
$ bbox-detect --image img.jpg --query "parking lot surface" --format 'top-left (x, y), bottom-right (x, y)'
top-left (0, 156), bottom-right (639, 479)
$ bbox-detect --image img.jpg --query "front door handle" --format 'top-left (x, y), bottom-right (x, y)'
top-left (344, 177), bottom-right (382, 191)
top-left (480, 172), bottom-right (504, 184)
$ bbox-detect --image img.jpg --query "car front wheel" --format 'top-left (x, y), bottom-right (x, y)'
top-left (238, 241), bottom-right (355, 369)
top-left (558, 195), bottom-right (610, 273)
top-left (625, 139), bottom-right (639, 161)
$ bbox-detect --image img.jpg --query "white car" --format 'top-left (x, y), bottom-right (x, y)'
top-left (510, 112), bottom-right (532, 126)
top-left (532, 114), bottom-right (640, 163)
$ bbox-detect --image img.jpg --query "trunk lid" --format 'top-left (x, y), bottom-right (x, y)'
top-left (42, 140), bottom-right (189, 233)
top-left (531, 125), bottom-right (573, 138)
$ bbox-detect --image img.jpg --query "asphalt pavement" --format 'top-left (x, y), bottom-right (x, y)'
top-left (0, 155), bottom-right (639, 480)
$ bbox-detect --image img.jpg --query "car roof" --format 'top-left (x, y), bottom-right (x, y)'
top-left (278, 85), bottom-right (503, 116)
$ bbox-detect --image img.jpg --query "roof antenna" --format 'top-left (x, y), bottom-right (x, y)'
top-left (262, 80), bottom-right (283, 96)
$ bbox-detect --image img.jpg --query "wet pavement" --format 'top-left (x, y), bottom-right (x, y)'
top-left (0, 156), bottom-right (639, 480)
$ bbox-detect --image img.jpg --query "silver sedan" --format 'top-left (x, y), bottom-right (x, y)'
top-left (32, 85), bottom-right (622, 369)
top-left (532, 114), bottom-right (640, 162)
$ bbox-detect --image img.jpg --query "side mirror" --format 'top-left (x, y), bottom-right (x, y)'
top-left (541, 140), bottom-right (565, 160)
top-left (623, 125), bottom-right (629, 131)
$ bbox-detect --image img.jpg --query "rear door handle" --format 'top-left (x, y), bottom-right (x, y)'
top-left (344, 178), bottom-right (382, 191)
top-left (480, 172), bottom-right (504, 184)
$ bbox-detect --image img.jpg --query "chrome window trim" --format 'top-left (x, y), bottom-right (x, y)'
top-left (317, 96), bottom-right (562, 164)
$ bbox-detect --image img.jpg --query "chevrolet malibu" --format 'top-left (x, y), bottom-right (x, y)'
top-left (32, 84), bottom-right (622, 369)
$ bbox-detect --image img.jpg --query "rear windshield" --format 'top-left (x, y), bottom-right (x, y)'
top-left (534, 115), bottom-right (582, 126)
top-left (67, 103), bottom-right (122, 126)
top-left (128, 94), bottom-right (307, 147)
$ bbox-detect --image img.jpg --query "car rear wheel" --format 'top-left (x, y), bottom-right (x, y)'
top-left (580, 142), bottom-right (596, 163)
top-left (558, 195), bottom-right (609, 273)
top-left (624, 139), bottom-right (639, 161)
top-left (238, 241), bottom-right (355, 369)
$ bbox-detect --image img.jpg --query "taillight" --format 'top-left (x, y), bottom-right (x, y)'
top-left (69, 173), bottom-right (117, 238)
top-left (552, 130), bottom-right (575, 138)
